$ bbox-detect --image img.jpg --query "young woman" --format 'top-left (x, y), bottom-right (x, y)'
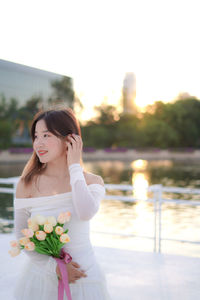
top-left (14, 107), bottom-right (111, 299)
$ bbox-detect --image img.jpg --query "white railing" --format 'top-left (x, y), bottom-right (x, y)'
top-left (1, 177), bottom-right (200, 253)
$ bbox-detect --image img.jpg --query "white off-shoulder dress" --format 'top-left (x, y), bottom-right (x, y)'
top-left (14, 163), bottom-right (111, 300)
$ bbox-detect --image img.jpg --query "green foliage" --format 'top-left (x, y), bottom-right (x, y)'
top-left (1, 93), bottom-right (200, 150)
top-left (139, 118), bottom-right (179, 148)
top-left (115, 114), bottom-right (140, 147)
top-left (0, 95), bottom-right (19, 149)
top-left (50, 76), bottom-right (74, 108)
top-left (83, 98), bottom-right (200, 149)
top-left (0, 120), bottom-right (13, 148)
top-left (82, 125), bottom-right (115, 148)
top-left (94, 104), bottom-right (119, 124)
top-left (0, 94), bottom-right (42, 149)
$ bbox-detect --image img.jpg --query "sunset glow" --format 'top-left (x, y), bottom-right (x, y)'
top-left (0, 0), bottom-right (200, 121)
top-left (131, 160), bottom-right (148, 171)
top-left (132, 172), bottom-right (149, 201)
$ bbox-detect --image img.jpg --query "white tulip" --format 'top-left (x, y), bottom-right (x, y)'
top-left (33, 215), bottom-right (46, 225)
top-left (45, 216), bottom-right (57, 226)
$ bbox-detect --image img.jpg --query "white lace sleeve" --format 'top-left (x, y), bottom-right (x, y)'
top-left (69, 163), bottom-right (106, 221)
top-left (14, 206), bottom-right (57, 275)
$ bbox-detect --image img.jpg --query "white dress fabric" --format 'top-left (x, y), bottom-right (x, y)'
top-left (13, 163), bottom-right (111, 300)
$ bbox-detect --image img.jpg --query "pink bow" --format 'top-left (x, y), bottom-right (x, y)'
top-left (54, 249), bottom-right (72, 300)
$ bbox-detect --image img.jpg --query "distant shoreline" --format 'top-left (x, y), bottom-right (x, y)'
top-left (1, 149), bottom-right (200, 164)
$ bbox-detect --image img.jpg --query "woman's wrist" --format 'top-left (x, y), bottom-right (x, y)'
top-left (68, 163), bottom-right (82, 169)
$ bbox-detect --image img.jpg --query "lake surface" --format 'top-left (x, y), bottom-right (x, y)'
top-left (1, 159), bottom-right (200, 257)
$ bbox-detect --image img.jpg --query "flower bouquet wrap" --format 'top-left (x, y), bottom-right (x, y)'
top-left (9, 211), bottom-right (72, 300)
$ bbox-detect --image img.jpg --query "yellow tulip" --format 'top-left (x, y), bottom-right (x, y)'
top-left (35, 231), bottom-right (46, 241)
top-left (44, 223), bottom-right (53, 233)
top-left (57, 212), bottom-right (71, 224)
top-left (60, 234), bottom-right (70, 244)
top-left (19, 237), bottom-right (30, 246)
top-left (25, 242), bottom-right (35, 251)
top-left (55, 226), bottom-right (64, 235)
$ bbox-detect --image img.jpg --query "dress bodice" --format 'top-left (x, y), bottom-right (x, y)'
top-left (14, 184), bottom-right (105, 253)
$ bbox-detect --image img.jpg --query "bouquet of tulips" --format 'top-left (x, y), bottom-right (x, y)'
top-left (9, 211), bottom-right (72, 300)
top-left (9, 211), bottom-right (71, 258)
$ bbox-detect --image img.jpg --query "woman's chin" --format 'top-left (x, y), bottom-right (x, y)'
top-left (38, 156), bottom-right (49, 163)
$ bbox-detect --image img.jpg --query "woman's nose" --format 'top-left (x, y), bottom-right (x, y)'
top-left (35, 137), bottom-right (45, 146)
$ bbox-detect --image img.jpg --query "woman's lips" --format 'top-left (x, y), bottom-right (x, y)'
top-left (38, 151), bottom-right (48, 156)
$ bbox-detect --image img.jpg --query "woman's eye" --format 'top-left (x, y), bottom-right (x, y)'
top-left (44, 134), bottom-right (50, 138)
top-left (34, 136), bottom-right (38, 139)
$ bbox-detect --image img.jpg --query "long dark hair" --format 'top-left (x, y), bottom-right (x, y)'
top-left (21, 107), bottom-right (82, 185)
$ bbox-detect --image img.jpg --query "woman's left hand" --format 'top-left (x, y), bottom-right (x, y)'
top-left (66, 134), bottom-right (83, 167)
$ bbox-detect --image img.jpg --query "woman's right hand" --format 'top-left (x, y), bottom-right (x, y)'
top-left (56, 261), bottom-right (87, 283)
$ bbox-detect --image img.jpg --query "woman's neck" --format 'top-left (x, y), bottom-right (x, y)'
top-left (44, 156), bottom-right (70, 179)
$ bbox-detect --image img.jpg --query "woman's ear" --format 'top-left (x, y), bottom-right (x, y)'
top-left (63, 137), bottom-right (68, 150)
top-left (66, 134), bottom-right (73, 146)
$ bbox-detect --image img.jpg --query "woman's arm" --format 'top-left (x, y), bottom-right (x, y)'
top-left (69, 163), bottom-right (106, 221)
top-left (66, 134), bottom-right (105, 221)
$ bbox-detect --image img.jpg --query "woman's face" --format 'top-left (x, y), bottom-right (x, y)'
top-left (33, 119), bottom-right (66, 163)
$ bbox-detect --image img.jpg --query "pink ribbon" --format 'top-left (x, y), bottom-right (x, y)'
top-left (54, 249), bottom-right (72, 300)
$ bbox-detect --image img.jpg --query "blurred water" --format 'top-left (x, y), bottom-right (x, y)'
top-left (1, 159), bottom-right (200, 257)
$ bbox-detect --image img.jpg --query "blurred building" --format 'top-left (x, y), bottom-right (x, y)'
top-left (122, 72), bottom-right (137, 114)
top-left (0, 59), bottom-right (74, 145)
top-left (0, 58), bottom-right (73, 106)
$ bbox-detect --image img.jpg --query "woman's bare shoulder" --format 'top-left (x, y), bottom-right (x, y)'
top-left (83, 171), bottom-right (104, 187)
top-left (15, 177), bottom-right (33, 199)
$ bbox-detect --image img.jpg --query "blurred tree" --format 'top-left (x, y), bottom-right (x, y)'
top-left (139, 118), bottom-right (179, 148)
top-left (82, 126), bottom-right (110, 148)
top-left (82, 104), bottom-right (119, 148)
top-left (13, 96), bottom-right (42, 146)
top-left (0, 94), bottom-right (7, 118)
top-left (51, 76), bottom-right (74, 108)
top-left (115, 114), bottom-right (140, 147)
top-left (0, 95), bottom-right (19, 149)
top-left (93, 104), bottom-right (119, 125)
top-left (73, 94), bottom-right (84, 117)
top-left (167, 98), bottom-right (200, 147)
top-left (2, 93), bottom-right (200, 150)
top-left (82, 122), bottom-right (117, 148)
top-left (6, 98), bottom-right (19, 120)
top-left (17, 96), bottom-right (41, 127)
top-left (0, 120), bottom-right (13, 148)
top-left (143, 98), bottom-right (200, 147)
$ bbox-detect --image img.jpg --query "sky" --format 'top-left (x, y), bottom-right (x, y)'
top-left (0, 0), bottom-right (200, 121)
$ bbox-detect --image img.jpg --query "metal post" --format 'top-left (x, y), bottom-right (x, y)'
top-left (158, 185), bottom-right (162, 253)
top-left (153, 187), bottom-right (157, 252)
top-left (13, 181), bottom-right (17, 196)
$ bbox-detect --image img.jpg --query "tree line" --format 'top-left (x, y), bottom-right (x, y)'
top-left (1, 95), bottom-right (200, 149)
top-left (82, 97), bottom-right (200, 149)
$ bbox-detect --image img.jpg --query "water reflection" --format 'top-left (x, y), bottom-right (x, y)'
top-left (132, 172), bottom-right (149, 200)
top-left (131, 159), bottom-right (149, 200)
top-left (1, 159), bottom-right (200, 188)
top-left (131, 159), bottom-right (148, 170)
top-left (130, 160), bottom-right (152, 238)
